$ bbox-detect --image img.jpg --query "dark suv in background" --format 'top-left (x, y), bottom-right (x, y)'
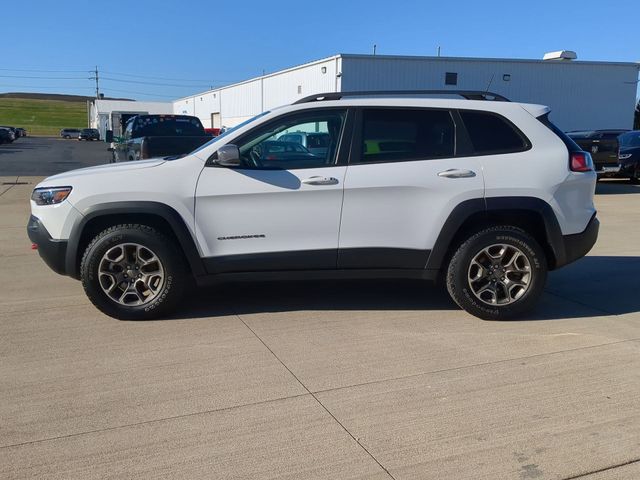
top-left (567, 129), bottom-right (629, 178)
top-left (79, 128), bottom-right (100, 141)
top-left (60, 128), bottom-right (81, 139)
top-left (618, 131), bottom-right (640, 183)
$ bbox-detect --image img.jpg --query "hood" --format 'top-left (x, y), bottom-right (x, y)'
top-left (39, 159), bottom-right (166, 186)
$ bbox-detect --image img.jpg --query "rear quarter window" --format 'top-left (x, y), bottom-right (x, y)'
top-left (459, 110), bottom-right (530, 155)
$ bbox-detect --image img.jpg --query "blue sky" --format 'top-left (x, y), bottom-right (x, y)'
top-left (1, 0), bottom-right (638, 101)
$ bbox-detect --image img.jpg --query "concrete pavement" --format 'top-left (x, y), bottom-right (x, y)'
top-left (1, 172), bottom-right (640, 479)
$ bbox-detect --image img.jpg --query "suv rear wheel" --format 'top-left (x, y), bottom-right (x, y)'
top-left (446, 226), bottom-right (547, 320)
top-left (80, 224), bottom-right (187, 320)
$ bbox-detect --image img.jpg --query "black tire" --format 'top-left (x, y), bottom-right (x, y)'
top-left (80, 224), bottom-right (187, 320)
top-left (446, 226), bottom-right (547, 320)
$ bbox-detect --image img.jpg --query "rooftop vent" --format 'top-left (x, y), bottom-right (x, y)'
top-left (543, 50), bottom-right (577, 61)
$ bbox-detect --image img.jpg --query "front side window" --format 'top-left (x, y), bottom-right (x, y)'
top-left (357, 108), bottom-right (455, 164)
top-left (459, 110), bottom-right (529, 155)
top-left (235, 109), bottom-right (346, 169)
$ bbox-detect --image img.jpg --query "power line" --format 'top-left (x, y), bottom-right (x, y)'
top-left (0, 68), bottom-right (89, 73)
top-left (100, 76), bottom-right (213, 88)
top-left (0, 83), bottom-right (93, 89)
top-left (0, 74), bottom-right (87, 80)
top-left (100, 87), bottom-right (177, 98)
top-left (101, 70), bottom-right (232, 83)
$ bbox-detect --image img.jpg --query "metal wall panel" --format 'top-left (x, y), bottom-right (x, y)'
top-left (172, 57), bottom-right (341, 127)
top-left (340, 56), bottom-right (639, 130)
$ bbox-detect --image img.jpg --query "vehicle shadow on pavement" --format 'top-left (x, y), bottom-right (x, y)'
top-left (544, 255), bottom-right (640, 316)
top-left (169, 256), bottom-right (640, 321)
top-left (176, 279), bottom-right (458, 319)
top-left (595, 181), bottom-right (640, 195)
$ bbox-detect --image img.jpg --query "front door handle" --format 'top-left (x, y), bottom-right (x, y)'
top-left (437, 168), bottom-right (476, 178)
top-left (302, 176), bottom-right (339, 186)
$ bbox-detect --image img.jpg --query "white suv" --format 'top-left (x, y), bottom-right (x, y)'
top-left (28, 91), bottom-right (598, 320)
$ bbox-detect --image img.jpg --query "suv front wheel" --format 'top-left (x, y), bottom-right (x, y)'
top-left (446, 226), bottom-right (547, 320)
top-left (80, 224), bottom-right (187, 320)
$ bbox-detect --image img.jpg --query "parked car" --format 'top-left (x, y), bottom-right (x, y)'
top-left (0, 127), bottom-right (14, 144)
top-left (60, 128), bottom-right (81, 139)
top-left (0, 125), bottom-right (19, 141)
top-left (278, 131), bottom-right (331, 157)
top-left (79, 128), bottom-right (100, 141)
top-left (254, 141), bottom-right (321, 168)
top-left (0, 126), bottom-right (17, 142)
top-left (567, 129), bottom-right (629, 177)
top-left (28, 90), bottom-right (598, 321)
top-left (617, 131), bottom-right (640, 183)
top-left (111, 114), bottom-right (211, 162)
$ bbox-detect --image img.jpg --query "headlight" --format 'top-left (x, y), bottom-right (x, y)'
top-left (618, 153), bottom-right (632, 160)
top-left (31, 187), bottom-right (72, 205)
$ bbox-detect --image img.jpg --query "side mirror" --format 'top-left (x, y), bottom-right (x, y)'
top-left (215, 144), bottom-right (241, 167)
top-left (105, 130), bottom-right (113, 143)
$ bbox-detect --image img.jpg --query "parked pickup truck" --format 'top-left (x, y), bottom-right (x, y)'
top-left (111, 114), bottom-right (211, 162)
top-left (566, 129), bottom-right (629, 178)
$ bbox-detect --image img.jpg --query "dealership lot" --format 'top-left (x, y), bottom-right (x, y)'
top-left (1, 140), bottom-right (640, 479)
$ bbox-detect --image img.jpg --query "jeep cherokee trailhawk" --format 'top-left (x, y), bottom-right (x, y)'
top-left (28, 91), bottom-right (599, 320)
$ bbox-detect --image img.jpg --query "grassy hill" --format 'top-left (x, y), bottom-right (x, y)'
top-left (0, 95), bottom-right (87, 136)
top-left (0, 92), bottom-right (132, 136)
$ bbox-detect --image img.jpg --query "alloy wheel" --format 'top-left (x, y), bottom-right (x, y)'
top-left (98, 243), bottom-right (165, 306)
top-left (467, 243), bottom-right (532, 306)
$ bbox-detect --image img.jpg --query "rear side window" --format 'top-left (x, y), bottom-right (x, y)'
top-left (459, 110), bottom-right (529, 155)
top-left (357, 108), bottom-right (455, 164)
top-left (537, 114), bottom-right (581, 153)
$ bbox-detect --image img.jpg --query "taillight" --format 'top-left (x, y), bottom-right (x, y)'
top-left (570, 152), bottom-right (593, 172)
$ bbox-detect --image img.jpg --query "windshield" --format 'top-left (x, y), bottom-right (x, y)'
top-left (191, 111), bottom-right (271, 155)
top-left (619, 131), bottom-right (640, 148)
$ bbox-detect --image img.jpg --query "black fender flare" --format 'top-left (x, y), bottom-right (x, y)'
top-left (65, 201), bottom-right (205, 279)
top-left (425, 197), bottom-right (565, 272)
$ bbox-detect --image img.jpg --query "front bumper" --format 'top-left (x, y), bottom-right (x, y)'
top-left (27, 215), bottom-right (68, 275)
top-left (558, 213), bottom-right (599, 268)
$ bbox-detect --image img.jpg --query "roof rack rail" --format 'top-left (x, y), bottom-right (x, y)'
top-left (294, 90), bottom-right (510, 104)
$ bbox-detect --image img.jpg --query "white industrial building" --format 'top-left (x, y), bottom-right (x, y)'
top-left (173, 53), bottom-right (640, 132)
top-left (89, 99), bottom-right (173, 138)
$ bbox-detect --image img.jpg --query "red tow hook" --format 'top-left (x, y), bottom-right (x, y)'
top-left (31, 243), bottom-right (38, 250)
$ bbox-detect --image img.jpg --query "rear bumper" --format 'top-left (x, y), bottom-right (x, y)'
top-left (595, 164), bottom-right (621, 177)
top-left (557, 213), bottom-right (599, 268)
top-left (27, 215), bottom-right (68, 275)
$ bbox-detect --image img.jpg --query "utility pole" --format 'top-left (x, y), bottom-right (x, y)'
top-left (373, 44), bottom-right (377, 56)
top-left (89, 66), bottom-right (99, 98)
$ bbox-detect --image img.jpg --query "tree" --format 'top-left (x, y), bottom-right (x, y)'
top-left (635, 99), bottom-right (640, 130)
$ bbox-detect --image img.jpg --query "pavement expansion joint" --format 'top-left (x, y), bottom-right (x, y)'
top-left (309, 336), bottom-right (640, 396)
top-left (0, 392), bottom-right (311, 450)
top-left (561, 457), bottom-right (640, 479)
top-left (234, 312), bottom-right (398, 480)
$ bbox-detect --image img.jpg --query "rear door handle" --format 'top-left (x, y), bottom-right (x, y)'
top-left (437, 168), bottom-right (476, 178)
top-left (302, 176), bottom-right (339, 185)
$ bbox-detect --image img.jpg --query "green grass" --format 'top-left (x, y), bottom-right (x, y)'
top-left (0, 98), bottom-right (87, 136)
